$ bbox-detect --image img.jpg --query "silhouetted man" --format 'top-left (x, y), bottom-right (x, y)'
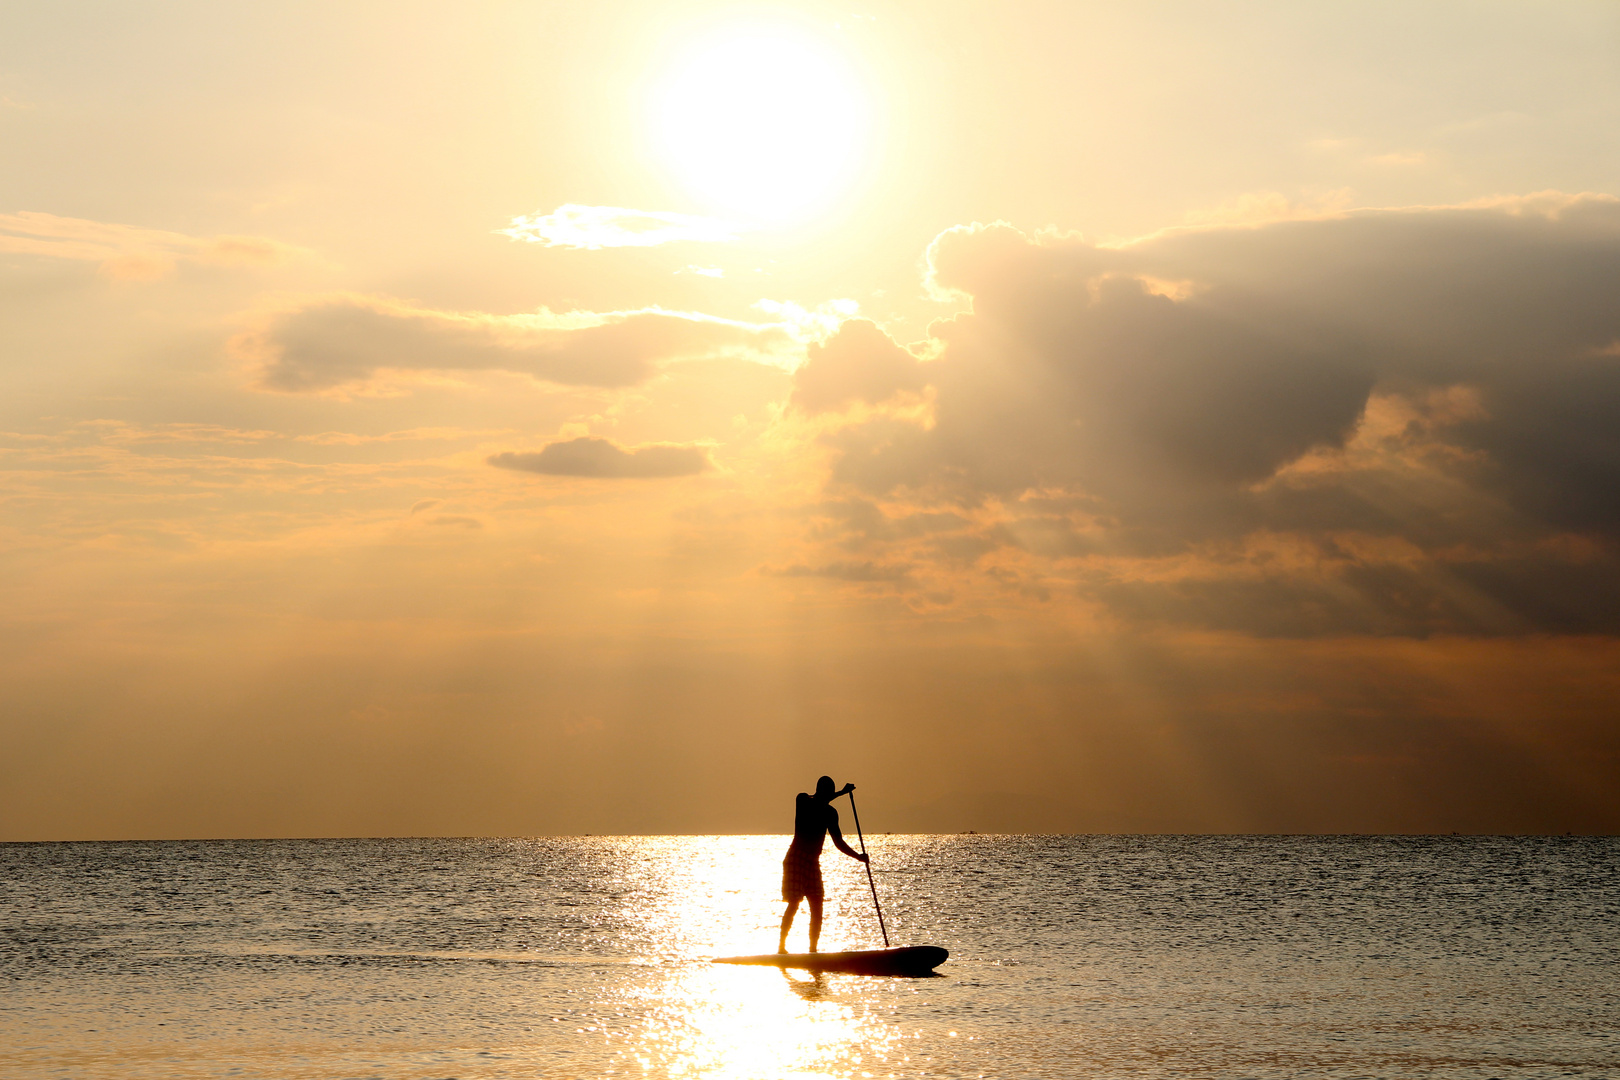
top-left (779, 775), bottom-right (868, 953)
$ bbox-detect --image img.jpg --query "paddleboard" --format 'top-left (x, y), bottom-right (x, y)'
top-left (712, 945), bottom-right (947, 976)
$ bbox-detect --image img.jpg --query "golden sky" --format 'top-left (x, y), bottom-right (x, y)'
top-left (4, 1), bottom-right (1620, 838)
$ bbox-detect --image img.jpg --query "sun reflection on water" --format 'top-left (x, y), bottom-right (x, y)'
top-left (613, 837), bottom-right (907, 1079)
top-left (628, 966), bottom-right (902, 1079)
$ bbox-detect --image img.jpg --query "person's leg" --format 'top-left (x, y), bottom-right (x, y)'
top-left (778, 899), bottom-right (800, 952)
top-left (807, 896), bottom-right (823, 952)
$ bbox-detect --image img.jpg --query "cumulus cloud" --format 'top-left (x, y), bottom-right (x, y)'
top-left (488, 437), bottom-right (709, 479)
top-left (791, 318), bottom-right (926, 413)
top-left (498, 204), bottom-right (737, 249)
top-left (244, 296), bottom-right (790, 392)
top-left (802, 195), bottom-right (1620, 636)
top-left (0, 210), bottom-right (306, 280)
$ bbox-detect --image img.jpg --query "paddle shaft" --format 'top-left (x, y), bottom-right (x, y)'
top-left (844, 791), bottom-right (890, 947)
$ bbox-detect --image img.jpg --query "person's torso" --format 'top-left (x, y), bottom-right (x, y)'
top-left (790, 793), bottom-right (835, 854)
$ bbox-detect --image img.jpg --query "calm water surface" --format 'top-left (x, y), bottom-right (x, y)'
top-left (2, 836), bottom-right (1616, 1079)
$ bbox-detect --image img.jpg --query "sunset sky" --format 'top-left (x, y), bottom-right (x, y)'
top-left (5, 1), bottom-right (1619, 839)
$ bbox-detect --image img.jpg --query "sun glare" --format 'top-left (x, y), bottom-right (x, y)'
top-left (646, 25), bottom-right (873, 224)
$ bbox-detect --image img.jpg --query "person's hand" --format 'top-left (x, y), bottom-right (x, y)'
top-left (842, 782), bottom-right (856, 794)
top-left (857, 852), bottom-right (870, 862)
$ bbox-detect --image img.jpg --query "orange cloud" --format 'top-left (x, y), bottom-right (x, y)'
top-left (489, 437), bottom-right (710, 479)
top-left (239, 295), bottom-right (797, 394)
top-left (0, 211), bottom-right (308, 280)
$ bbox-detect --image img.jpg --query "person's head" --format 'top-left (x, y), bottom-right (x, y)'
top-left (815, 775), bottom-right (836, 799)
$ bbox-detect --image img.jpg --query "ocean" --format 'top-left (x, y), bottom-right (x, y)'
top-left (2, 835), bottom-right (1616, 1079)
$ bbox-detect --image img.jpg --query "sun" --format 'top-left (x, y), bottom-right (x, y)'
top-left (645, 24), bottom-right (873, 225)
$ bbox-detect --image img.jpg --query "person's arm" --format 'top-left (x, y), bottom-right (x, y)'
top-left (827, 808), bottom-right (868, 861)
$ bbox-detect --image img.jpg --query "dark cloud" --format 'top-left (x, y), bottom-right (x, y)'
top-left (249, 296), bottom-right (787, 392)
top-left (807, 498), bottom-right (971, 547)
top-left (1453, 356), bottom-right (1620, 534)
top-left (1096, 544), bottom-right (1620, 639)
top-left (488, 437), bottom-right (709, 479)
top-left (806, 197), bottom-right (1620, 636)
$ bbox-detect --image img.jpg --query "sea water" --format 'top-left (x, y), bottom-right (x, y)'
top-left (2, 835), bottom-right (1616, 1079)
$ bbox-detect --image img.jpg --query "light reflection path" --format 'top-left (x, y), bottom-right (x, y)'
top-left (625, 966), bottom-right (906, 1080)
top-left (612, 836), bottom-right (914, 1079)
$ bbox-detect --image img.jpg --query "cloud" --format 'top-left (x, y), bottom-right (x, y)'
top-left (498, 204), bottom-right (738, 249)
top-left (0, 211), bottom-right (306, 280)
top-left (767, 560), bottom-right (914, 584)
top-left (77, 420), bottom-right (279, 444)
top-left (802, 195), bottom-right (1620, 636)
top-left (791, 318), bottom-right (926, 414)
top-left (296, 427), bottom-right (510, 446)
top-left (244, 295), bottom-right (791, 393)
top-left (488, 437), bottom-right (709, 479)
top-left (754, 297), bottom-right (863, 342)
top-left (1180, 189), bottom-right (1356, 229)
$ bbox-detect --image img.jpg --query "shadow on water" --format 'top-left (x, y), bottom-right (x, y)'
top-left (780, 967), bottom-right (833, 1001)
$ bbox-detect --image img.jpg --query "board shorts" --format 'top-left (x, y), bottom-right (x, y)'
top-left (781, 845), bottom-right (823, 903)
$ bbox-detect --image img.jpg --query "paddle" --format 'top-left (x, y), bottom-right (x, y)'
top-left (843, 789), bottom-right (890, 948)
